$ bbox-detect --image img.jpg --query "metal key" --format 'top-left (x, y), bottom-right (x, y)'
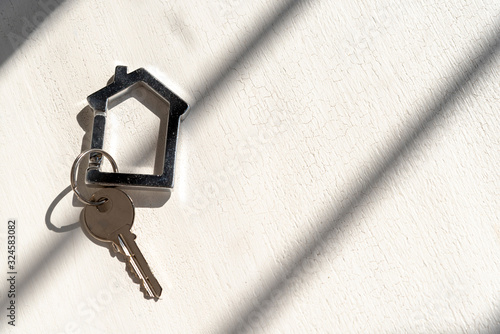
top-left (83, 188), bottom-right (162, 298)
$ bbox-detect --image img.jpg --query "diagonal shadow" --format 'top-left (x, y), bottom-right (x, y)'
top-left (0, 0), bottom-right (66, 67)
top-left (7, 1), bottom-right (498, 331)
top-left (216, 23), bottom-right (500, 334)
top-left (487, 316), bottom-right (500, 334)
top-left (0, 229), bottom-right (79, 332)
top-left (128, 0), bottom-right (311, 166)
top-left (5, 0), bottom-right (313, 325)
top-left (186, 0), bottom-right (310, 116)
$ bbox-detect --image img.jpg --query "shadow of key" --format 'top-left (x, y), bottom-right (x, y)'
top-left (45, 186), bottom-right (81, 233)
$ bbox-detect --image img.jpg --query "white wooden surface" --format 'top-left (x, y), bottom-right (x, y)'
top-left (1, 0), bottom-right (500, 333)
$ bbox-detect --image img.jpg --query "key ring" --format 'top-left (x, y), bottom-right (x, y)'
top-left (70, 148), bottom-right (119, 206)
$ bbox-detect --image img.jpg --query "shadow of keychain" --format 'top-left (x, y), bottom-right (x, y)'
top-left (69, 66), bottom-right (189, 299)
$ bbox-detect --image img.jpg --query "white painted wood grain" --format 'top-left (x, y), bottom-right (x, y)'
top-left (0, 0), bottom-right (499, 333)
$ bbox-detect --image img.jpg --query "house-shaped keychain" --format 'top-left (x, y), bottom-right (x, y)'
top-left (86, 65), bottom-right (189, 189)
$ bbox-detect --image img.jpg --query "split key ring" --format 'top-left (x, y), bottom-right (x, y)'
top-left (70, 148), bottom-right (118, 206)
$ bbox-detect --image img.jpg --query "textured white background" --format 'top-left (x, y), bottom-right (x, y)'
top-left (0, 0), bottom-right (499, 333)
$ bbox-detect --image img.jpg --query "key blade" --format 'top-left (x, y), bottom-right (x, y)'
top-left (118, 234), bottom-right (163, 298)
top-left (118, 236), bottom-right (154, 297)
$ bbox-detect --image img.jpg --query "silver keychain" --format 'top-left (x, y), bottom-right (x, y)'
top-left (86, 65), bottom-right (189, 188)
top-left (70, 66), bottom-right (189, 299)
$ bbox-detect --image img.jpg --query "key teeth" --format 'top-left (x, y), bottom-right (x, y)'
top-left (116, 234), bottom-right (161, 299)
top-left (126, 257), bottom-right (157, 299)
top-left (127, 259), bottom-right (138, 276)
top-left (126, 257), bottom-right (142, 282)
top-left (139, 281), bottom-right (155, 299)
